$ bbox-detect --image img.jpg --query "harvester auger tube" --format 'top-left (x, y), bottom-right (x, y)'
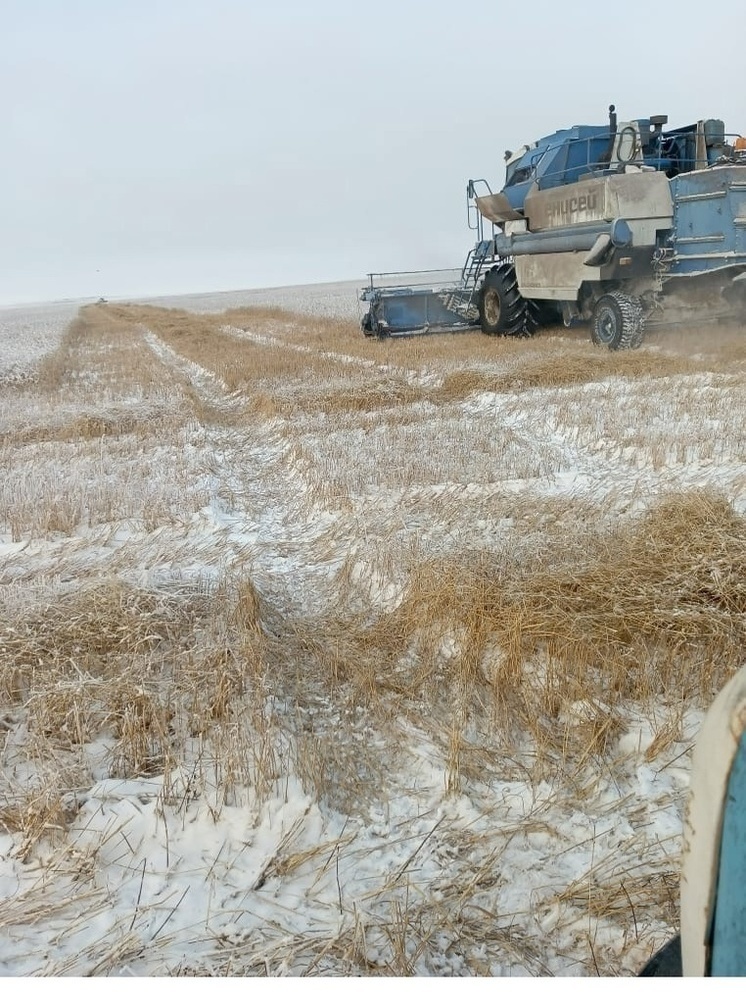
top-left (477, 263), bottom-right (536, 337)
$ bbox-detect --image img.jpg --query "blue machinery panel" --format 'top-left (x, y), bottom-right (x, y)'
top-left (669, 167), bottom-right (746, 278)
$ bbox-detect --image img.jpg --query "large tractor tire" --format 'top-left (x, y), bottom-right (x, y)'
top-left (478, 264), bottom-right (535, 337)
top-left (591, 291), bottom-right (645, 350)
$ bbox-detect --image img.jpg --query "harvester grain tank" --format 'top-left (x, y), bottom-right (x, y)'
top-left (360, 106), bottom-right (746, 348)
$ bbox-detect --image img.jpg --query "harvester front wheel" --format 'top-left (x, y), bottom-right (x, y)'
top-left (591, 291), bottom-right (645, 350)
top-left (361, 310), bottom-right (377, 337)
top-left (478, 265), bottom-right (533, 337)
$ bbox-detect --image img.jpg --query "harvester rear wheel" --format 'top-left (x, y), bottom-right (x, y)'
top-left (478, 264), bottom-right (533, 337)
top-left (591, 291), bottom-right (645, 350)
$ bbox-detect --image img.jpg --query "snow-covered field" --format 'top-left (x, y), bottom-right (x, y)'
top-left (0, 285), bottom-right (744, 976)
top-left (135, 279), bottom-right (364, 321)
top-left (0, 301), bottom-right (87, 385)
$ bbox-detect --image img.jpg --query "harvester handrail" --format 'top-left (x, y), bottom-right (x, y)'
top-left (364, 268), bottom-right (463, 293)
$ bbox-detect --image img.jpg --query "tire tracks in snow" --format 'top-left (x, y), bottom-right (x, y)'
top-left (142, 329), bottom-right (244, 415)
top-left (141, 325), bottom-right (347, 617)
top-left (222, 324), bottom-right (440, 388)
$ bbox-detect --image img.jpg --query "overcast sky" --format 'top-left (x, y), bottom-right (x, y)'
top-left (2, 0), bottom-right (744, 304)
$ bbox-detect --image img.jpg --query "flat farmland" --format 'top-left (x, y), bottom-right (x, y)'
top-left (0, 285), bottom-right (744, 976)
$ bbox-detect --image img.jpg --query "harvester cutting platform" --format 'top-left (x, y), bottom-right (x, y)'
top-left (360, 106), bottom-right (746, 348)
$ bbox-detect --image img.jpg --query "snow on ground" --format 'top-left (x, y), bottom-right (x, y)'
top-left (135, 279), bottom-right (363, 321)
top-left (0, 279), bottom-right (362, 383)
top-left (0, 285), bottom-right (744, 976)
top-left (0, 300), bottom-right (87, 384)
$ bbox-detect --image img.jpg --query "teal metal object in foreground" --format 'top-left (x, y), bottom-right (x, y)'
top-left (710, 731), bottom-right (746, 976)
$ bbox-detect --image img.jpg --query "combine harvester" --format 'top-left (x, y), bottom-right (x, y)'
top-left (361, 106), bottom-right (746, 348)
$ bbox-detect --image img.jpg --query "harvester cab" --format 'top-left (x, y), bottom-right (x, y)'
top-left (360, 105), bottom-right (746, 348)
top-left (468, 105), bottom-right (735, 224)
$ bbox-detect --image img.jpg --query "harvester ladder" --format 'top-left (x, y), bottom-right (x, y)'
top-left (439, 239), bottom-right (492, 319)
